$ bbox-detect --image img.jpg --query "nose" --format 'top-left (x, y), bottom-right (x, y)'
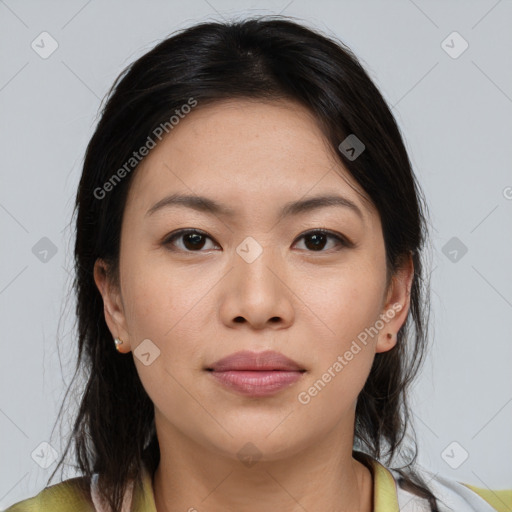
top-left (219, 246), bottom-right (295, 331)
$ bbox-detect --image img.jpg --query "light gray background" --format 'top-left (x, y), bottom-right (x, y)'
top-left (1, 0), bottom-right (511, 508)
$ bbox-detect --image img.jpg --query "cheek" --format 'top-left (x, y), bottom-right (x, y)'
top-left (123, 262), bottom-right (210, 427)
top-left (298, 259), bottom-right (386, 348)
top-left (119, 247), bottom-right (211, 340)
top-left (295, 348), bottom-right (374, 423)
top-left (120, 251), bottom-right (218, 398)
top-left (291, 262), bottom-right (384, 408)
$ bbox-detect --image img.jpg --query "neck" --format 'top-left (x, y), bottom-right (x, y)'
top-left (152, 426), bottom-right (373, 512)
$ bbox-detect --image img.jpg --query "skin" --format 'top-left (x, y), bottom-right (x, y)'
top-left (94, 98), bottom-right (413, 512)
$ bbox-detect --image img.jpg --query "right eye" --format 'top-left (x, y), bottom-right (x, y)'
top-left (162, 229), bottom-right (220, 252)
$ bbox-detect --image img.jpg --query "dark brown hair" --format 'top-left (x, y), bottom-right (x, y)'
top-left (47, 15), bottom-right (437, 511)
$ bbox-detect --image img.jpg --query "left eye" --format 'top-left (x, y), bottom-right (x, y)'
top-left (294, 229), bottom-right (349, 252)
top-left (163, 229), bottom-right (351, 253)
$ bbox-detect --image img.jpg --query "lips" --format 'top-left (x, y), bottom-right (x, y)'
top-left (206, 350), bottom-right (306, 397)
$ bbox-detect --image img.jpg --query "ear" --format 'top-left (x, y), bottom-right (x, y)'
top-left (375, 251), bottom-right (414, 354)
top-left (93, 258), bottom-right (131, 353)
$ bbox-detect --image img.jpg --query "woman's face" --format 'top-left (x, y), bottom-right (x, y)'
top-left (95, 98), bottom-right (412, 462)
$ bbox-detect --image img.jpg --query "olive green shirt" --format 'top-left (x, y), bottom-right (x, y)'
top-left (4, 454), bottom-right (511, 511)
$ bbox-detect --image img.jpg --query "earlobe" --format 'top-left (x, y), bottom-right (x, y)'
top-left (375, 331), bottom-right (397, 353)
top-left (93, 258), bottom-right (131, 351)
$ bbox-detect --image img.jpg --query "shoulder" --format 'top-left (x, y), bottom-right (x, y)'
top-left (461, 483), bottom-right (512, 512)
top-left (3, 476), bottom-right (95, 512)
top-left (388, 468), bottom-right (512, 512)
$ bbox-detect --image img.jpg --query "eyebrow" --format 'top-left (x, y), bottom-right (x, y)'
top-left (145, 193), bottom-right (364, 221)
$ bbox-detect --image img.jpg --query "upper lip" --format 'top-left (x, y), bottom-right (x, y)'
top-left (207, 350), bottom-right (305, 372)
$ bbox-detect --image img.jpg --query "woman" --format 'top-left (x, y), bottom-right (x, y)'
top-left (5, 16), bottom-right (510, 512)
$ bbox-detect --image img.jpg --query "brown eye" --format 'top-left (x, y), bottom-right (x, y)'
top-left (163, 229), bottom-right (218, 252)
top-left (293, 229), bottom-right (352, 252)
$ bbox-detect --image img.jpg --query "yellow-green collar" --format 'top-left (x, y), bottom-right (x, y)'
top-left (133, 452), bottom-right (399, 512)
top-left (366, 454), bottom-right (400, 512)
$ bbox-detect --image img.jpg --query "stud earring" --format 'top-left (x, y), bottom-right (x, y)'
top-left (114, 337), bottom-right (124, 352)
top-left (386, 333), bottom-right (393, 340)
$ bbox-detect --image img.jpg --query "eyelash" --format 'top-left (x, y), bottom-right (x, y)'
top-left (162, 228), bottom-right (354, 253)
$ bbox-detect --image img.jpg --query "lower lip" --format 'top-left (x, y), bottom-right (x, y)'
top-left (209, 370), bottom-right (304, 397)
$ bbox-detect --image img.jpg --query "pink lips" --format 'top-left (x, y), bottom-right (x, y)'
top-left (207, 350), bottom-right (306, 397)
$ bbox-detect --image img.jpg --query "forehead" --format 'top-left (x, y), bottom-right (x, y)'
top-left (124, 98), bottom-right (375, 222)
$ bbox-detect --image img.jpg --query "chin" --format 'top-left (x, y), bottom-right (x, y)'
top-left (198, 422), bottom-right (314, 463)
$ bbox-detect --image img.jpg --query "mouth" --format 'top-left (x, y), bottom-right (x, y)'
top-left (205, 350), bottom-right (306, 397)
